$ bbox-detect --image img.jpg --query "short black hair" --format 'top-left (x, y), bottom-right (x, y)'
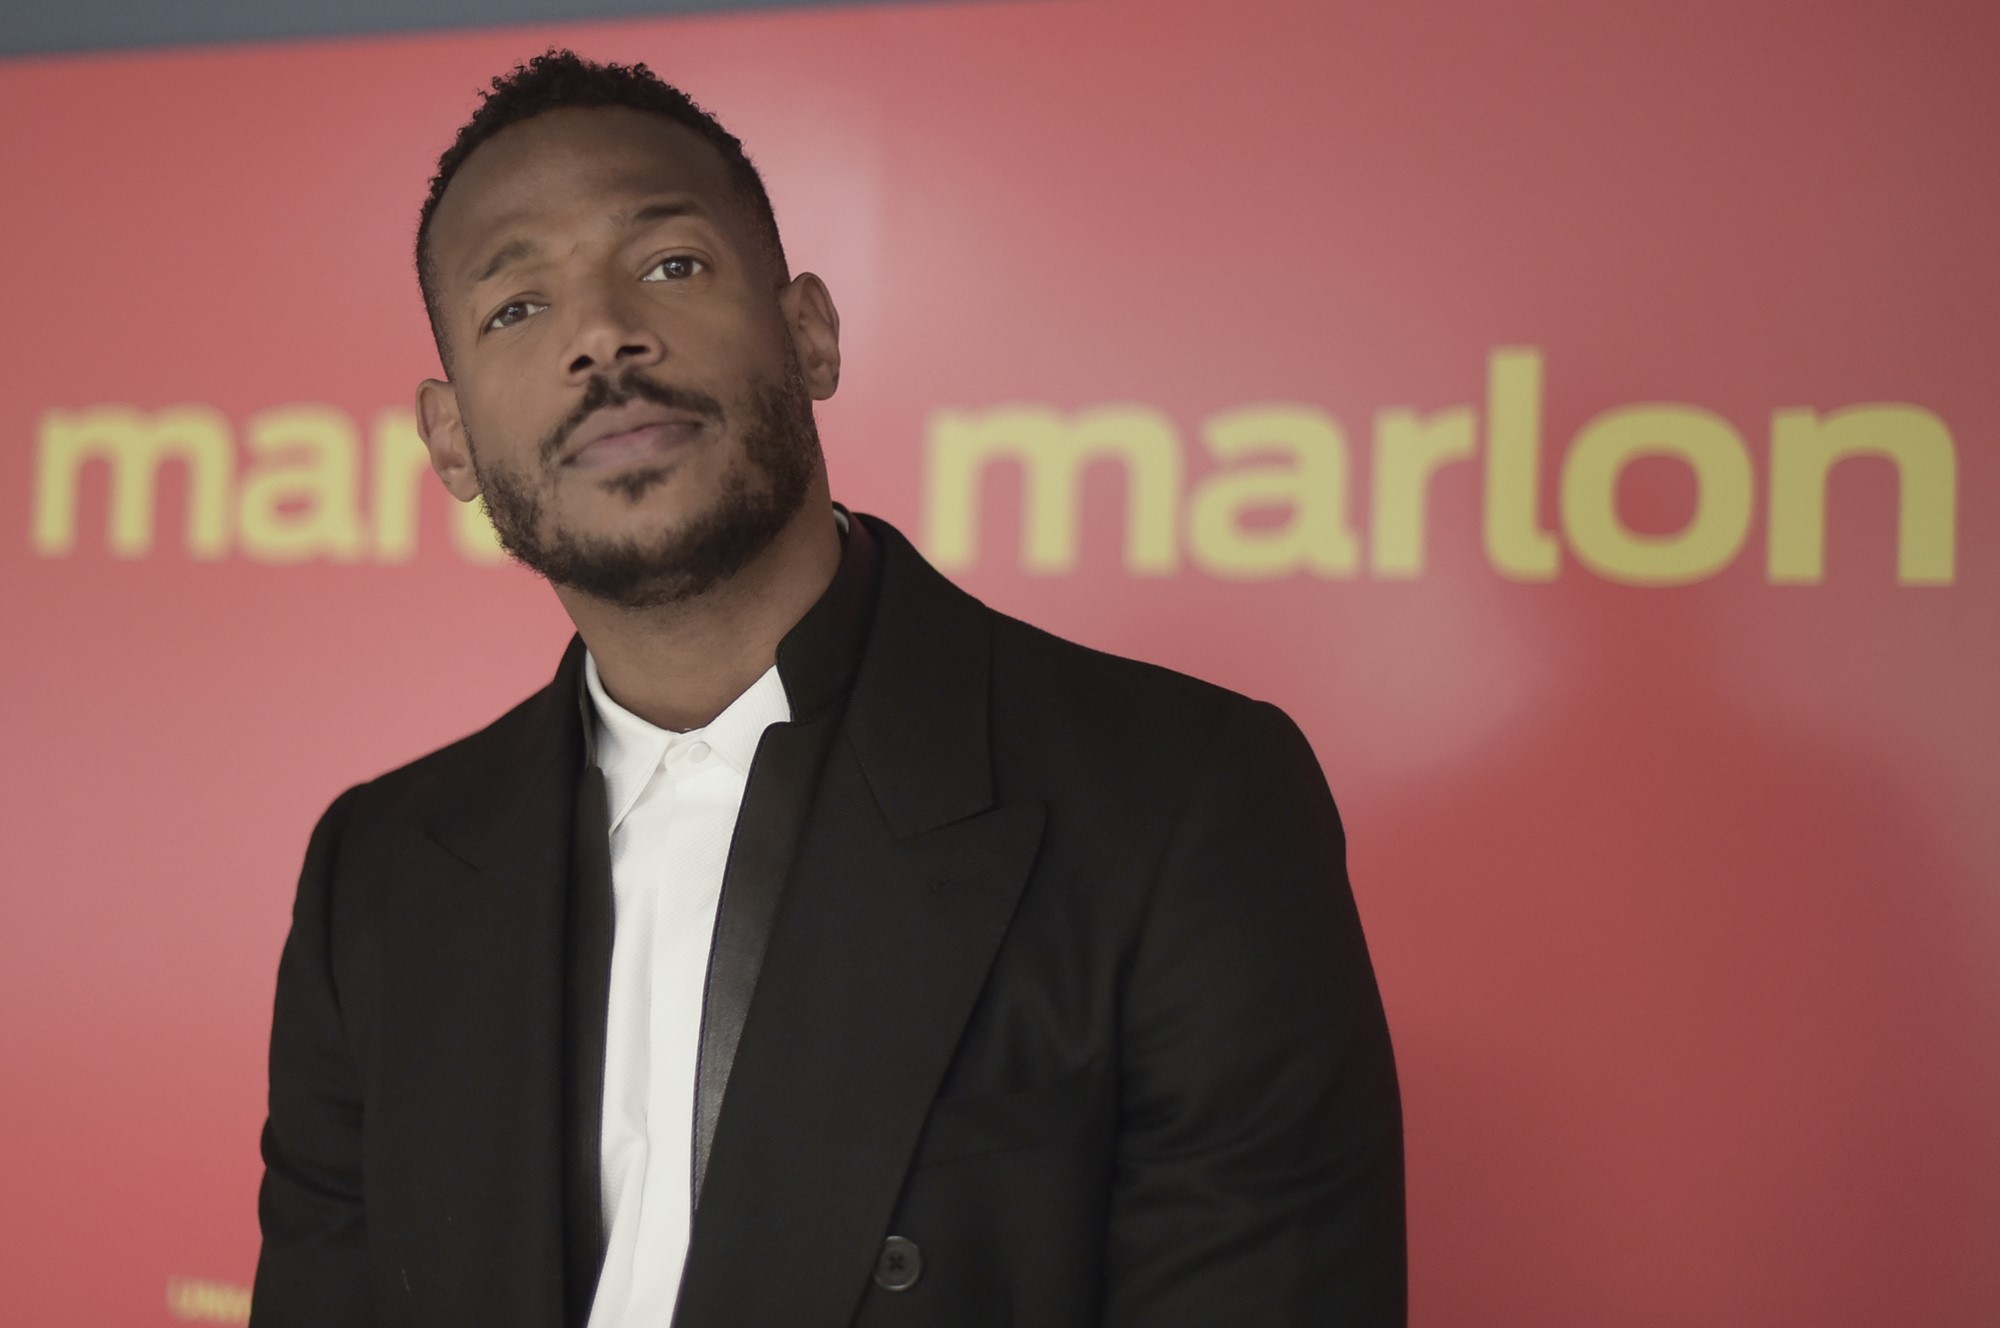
top-left (415, 49), bottom-right (788, 361)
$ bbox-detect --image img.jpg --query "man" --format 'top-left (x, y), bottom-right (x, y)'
top-left (251, 50), bottom-right (1404, 1328)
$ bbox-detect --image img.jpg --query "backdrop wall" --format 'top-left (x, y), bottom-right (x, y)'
top-left (2, 1), bottom-right (1994, 1324)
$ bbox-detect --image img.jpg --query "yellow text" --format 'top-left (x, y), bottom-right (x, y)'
top-left (33, 406), bottom-right (505, 565)
top-left (924, 348), bottom-right (1956, 586)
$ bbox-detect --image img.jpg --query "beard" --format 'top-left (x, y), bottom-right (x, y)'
top-left (466, 350), bottom-right (821, 610)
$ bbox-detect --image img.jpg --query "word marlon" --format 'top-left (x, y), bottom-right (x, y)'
top-left (31, 349), bottom-right (1956, 585)
top-left (927, 348), bottom-right (1955, 586)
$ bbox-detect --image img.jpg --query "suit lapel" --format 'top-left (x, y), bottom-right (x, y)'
top-left (675, 750), bottom-right (1043, 1328)
top-left (675, 518), bottom-right (1045, 1328)
top-left (563, 760), bottom-right (615, 1328)
top-left (389, 640), bottom-right (590, 1328)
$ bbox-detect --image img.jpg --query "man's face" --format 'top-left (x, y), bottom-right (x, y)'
top-left (417, 106), bottom-right (838, 608)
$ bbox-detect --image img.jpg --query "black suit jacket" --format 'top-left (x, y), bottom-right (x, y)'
top-left (251, 512), bottom-right (1405, 1328)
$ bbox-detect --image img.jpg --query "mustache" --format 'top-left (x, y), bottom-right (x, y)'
top-left (540, 369), bottom-right (727, 464)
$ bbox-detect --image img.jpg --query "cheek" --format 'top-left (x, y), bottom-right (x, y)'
top-left (458, 379), bottom-right (554, 470)
top-left (675, 295), bottom-right (788, 381)
top-left (715, 338), bottom-right (800, 422)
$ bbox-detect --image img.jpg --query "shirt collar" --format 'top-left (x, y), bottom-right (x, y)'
top-left (577, 504), bottom-right (883, 824)
top-left (585, 654), bottom-right (790, 829)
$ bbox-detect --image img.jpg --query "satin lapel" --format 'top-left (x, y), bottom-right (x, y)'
top-left (389, 639), bottom-right (588, 1328)
top-left (674, 739), bottom-right (1045, 1328)
top-left (675, 517), bottom-right (1044, 1327)
top-left (691, 711), bottom-right (841, 1208)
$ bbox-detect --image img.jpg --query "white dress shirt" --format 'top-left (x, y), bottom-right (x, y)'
top-left (582, 651), bottom-right (791, 1328)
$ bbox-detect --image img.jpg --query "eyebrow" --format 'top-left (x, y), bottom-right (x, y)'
top-left (618, 199), bottom-right (703, 229)
top-left (467, 198), bottom-right (709, 288)
top-left (469, 236), bottom-right (540, 287)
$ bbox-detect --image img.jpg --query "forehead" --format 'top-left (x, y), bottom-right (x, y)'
top-left (429, 106), bottom-right (744, 281)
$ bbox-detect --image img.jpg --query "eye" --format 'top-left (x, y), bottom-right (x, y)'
top-left (485, 298), bottom-right (547, 332)
top-left (641, 255), bottom-right (706, 282)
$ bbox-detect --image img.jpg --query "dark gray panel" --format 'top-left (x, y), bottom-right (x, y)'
top-left (0, 0), bottom-right (937, 59)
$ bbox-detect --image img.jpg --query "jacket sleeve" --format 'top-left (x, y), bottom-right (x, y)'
top-left (1102, 701), bottom-right (1406, 1326)
top-left (250, 785), bottom-right (375, 1327)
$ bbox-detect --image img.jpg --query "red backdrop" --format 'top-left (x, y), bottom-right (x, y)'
top-left (3, 1), bottom-right (1994, 1324)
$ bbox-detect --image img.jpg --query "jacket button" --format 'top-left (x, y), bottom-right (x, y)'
top-left (873, 1234), bottom-right (923, 1292)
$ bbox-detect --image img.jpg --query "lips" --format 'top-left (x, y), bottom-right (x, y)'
top-left (559, 402), bottom-right (710, 470)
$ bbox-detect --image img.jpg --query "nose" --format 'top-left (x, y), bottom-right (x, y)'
top-left (561, 283), bottom-right (665, 380)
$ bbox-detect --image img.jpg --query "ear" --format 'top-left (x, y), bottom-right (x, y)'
top-left (777, 272), bottom-right (842, 401)
top-left (416, 377), bottom-right (482, 502)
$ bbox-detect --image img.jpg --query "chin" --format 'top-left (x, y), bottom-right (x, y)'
top-left (575, 490), bottom-right (723, 542)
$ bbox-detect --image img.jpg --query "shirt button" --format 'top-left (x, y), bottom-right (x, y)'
top-left (685, 741), bottom-right (711, 763)
top-left (873, 1235), bottom-right (922, 1292)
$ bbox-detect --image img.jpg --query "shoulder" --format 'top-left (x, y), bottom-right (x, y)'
top-left (980, 603), bottom-right (1320, 810)
top-left (313, 656), bottom-right (578, 845)
top-left (988, 606), bottom-right (1278, 733)
top-left (863, 511), bottom-right (1313, 784)
top-left (368, 684), bottom-right (542, 787)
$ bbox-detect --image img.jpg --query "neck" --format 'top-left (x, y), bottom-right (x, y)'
top-left (557, 496), bottom-right (843, 732)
